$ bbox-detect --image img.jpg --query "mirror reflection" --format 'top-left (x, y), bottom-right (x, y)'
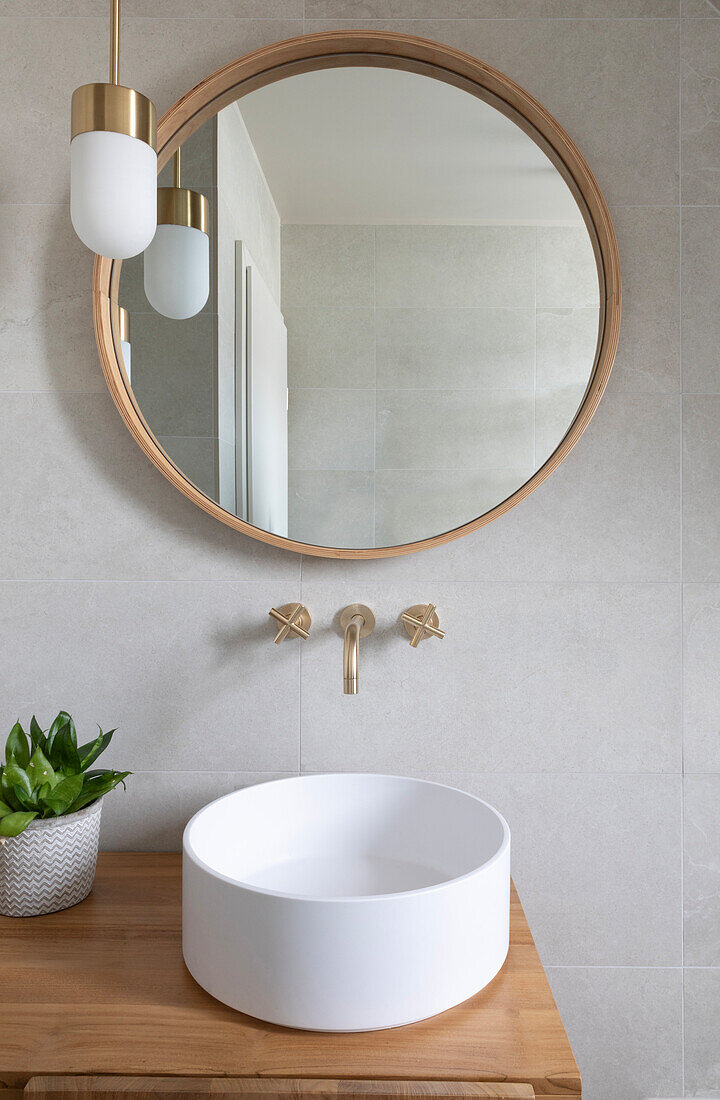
top-left (119, 66), bottom-right (600, 549)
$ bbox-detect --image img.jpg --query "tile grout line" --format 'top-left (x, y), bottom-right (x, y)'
top-left (679, 5), bottom-right (686, 1095)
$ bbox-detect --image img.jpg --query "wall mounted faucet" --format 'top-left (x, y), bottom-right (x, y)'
top-left (268, 603), bottom-right (311, 644)
top-left (340, 604), bottom-right (375, 695)
top-left (401, 604), bottom-right (445, 647)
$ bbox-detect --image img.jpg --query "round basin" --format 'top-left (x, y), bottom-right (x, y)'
top-left (182, 773), bottom-right (510, 1032)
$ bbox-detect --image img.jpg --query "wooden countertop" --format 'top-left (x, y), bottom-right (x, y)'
top-left (0, 854), bottom-right (579, 1099)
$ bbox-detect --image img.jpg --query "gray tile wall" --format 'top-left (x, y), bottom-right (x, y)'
top-left (284, 224), bottom-right (597, 547)
top-left (0, 4), bottom-right (716, 1098)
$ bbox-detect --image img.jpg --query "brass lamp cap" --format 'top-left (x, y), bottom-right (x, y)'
top-left (157, 187), bottom-right (210, 235)
top-left (71, 83), bottom-right (156, 149)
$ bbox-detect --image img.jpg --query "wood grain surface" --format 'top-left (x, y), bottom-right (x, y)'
top-left (0, 854), bottom-right (580, 1099)
top-left (24, 1079), bottom-right (536, 1099)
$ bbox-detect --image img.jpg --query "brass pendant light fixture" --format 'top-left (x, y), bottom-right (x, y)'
top-left (70, 0), bottom-right (157, 259)
top-left (143, 147), bottom-right (210, 320)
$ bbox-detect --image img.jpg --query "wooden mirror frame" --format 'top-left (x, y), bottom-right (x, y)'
top-left (93, 29), bottom-right (621, 560)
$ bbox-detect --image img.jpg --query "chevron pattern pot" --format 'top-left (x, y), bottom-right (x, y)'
top-left (0, 799), bottom-right (102, 917)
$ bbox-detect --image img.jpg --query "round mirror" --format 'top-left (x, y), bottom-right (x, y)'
top-left (96, 32), bottom-right (620, 558)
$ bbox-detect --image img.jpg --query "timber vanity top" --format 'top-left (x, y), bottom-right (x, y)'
top-left (0, 854), bottom-right (580, 1100)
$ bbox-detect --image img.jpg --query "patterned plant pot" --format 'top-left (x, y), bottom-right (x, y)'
top-left (0, 799), bottom-right (102, 917)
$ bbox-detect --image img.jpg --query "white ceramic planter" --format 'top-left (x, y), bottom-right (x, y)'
top-left (183, 774), bottom-right (510, 1031)
top-left (0, 799), bottom-right (102, 917)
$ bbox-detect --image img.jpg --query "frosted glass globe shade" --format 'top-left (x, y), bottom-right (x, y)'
top-left (71, 130), bottom-right (157, 259)
top-left (143, 224), bottom-right (210, 320)
top-left (120, 339), bottom-right (132, 383)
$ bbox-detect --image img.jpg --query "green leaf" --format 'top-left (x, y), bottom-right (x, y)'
top-left (39, 772), bottom-right (84, 817)
top-left (0, 770), bottom-right (21, 811)
top-left (69, 770), bottom-right (131, 813)
top-left (29, 716), bottom-right (47, 752)
top-left (77, 728), bottom-right (115, 771)
top-left (12, 784), bottom-right (38, 812)
top-left (3, 762), bottom-right (32, 800)
top-left (48, 722), bottom-right (81, 774)
top-left (26, 745), bottom-right (57, 791)
top-left (0, 811), bottom-right (38, 837)
top-left (46, 711), bottom-right (76, 755)
top-left (6, 722), bottom-right (30, 768)
top-left (0, 799), bottom-right (13, 817)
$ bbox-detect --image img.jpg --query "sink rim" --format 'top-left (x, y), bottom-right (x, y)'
top-left (183, 772), bottom-right (510, 904)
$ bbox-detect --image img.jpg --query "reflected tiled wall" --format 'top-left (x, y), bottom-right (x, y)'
top-left (284, 223), bottom-right (598, 547)
top-left (1, 4), bottom-right (718, 1098)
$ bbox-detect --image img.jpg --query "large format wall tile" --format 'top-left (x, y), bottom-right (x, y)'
top-left (0, 392), bottom-right (298, 581)
top-left (375, 307), bottom-right (535, 392)
top-left (376, 389), bottom-right (534, 471)
top-left (101, 771), bottom-right (294, 850)
top-left (682, 17), bottom-right (720, 205)
top-left (282, 226), bottom-right (375, 308)
top-left (374, 225), bottom-right (535, 308)
top-left (304, 19), bottom-right (680, 208)
top-left (546, 967), bottom-right (683, 1100)
top-left (305, 1), bottom-right (679, 15)
top-left (535, 308), bottom-right (599, 391)
top-left (684, 775), bottom-right (720, 966)
top-left (303, 391), bottom-right (681, 583)
top-left (299, 583), bottom-right (680, 775)
top-left (0, 582), bottom-right (301, 773)
top-left (289, 389), bottom-right (375, 471)
top-left (682, 208), bottom-right (720, 394)
top-left (289, 470), bottom-right (374, 548)
top-left (0, 205), bottom-right (101, 392)
top-left (285, 307), bottom-right (375, 389)
top-left (606, 206), bottom-right (680, 394)
top-left (684, 396), bottom-right (720, 581)
top-left (1, 0), bottom-right (300, 12)
top-left (683, 584), bottom-right (720, 772)
top-left (535, 227), bottom-right (599, 309)
top-left (684, 968), bottom-right (720, 1097)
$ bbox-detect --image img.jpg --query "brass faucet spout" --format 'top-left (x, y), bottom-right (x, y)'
top-left (343, 615), bottom-right (363, 694)
top-left (340, 604), bottom-right (375, 695)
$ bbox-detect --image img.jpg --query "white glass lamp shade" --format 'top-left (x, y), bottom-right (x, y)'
top-left (120, 339), bottom-right (132, 383)
top-left (71, 130), bottom-right (157, 259)
top-left (144, 223), bottom-right (210, 320)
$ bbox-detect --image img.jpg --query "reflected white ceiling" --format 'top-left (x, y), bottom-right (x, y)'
top-left (237, 66), bottom-right (584, 226)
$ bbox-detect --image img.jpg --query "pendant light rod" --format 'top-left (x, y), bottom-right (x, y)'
top-left (173, 147), bottom-right (181, 189)
top-left (110, 0), bottom-right (120, 85)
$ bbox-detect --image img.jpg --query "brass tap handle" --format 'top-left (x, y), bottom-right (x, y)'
top-left (401, 604), bottom-right (445, 648)
top-left (269, 603), bottom-right (311, 644)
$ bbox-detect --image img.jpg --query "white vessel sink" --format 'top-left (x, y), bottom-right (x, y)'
top-left (182, 773), bottom-right (510, 1032)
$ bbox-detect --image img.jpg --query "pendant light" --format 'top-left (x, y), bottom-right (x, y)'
top-left (70, 0), bottom-right (157, 259)
top-left (118, 306), bottom-right (131, 383)
top-left (143, 148), bottom-right (210, 320)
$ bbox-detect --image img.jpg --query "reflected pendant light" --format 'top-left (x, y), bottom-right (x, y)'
top-left (70, 0), bottom-right (157, 259)
top-left (118, 305), bottom-right (131, 383)
top-left (143, 148), bottom-right (210, 320)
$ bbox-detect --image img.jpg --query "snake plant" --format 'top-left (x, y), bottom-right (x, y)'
top-left (0, 712), bottom-right (130, 837)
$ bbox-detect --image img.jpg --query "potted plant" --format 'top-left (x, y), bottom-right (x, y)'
top-left (0, 712), bottom-right (130, 917)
